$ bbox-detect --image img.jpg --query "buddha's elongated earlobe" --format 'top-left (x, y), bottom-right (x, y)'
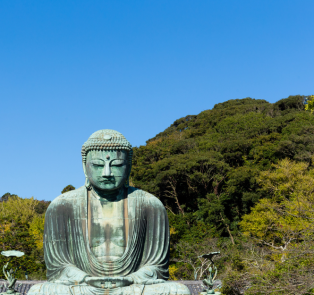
top-left (85, 177), bottom-right (91, 189)
top-left (124, 159), bottom-right (132, 188)
top-left (82, 162), bottom-right (91, 189)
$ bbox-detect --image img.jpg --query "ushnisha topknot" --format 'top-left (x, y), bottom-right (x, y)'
top-left (81, 129), bottom-right (133, 164)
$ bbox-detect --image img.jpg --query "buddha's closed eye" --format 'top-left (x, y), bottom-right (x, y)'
top-left (91, 160), bottom-right (105, 166)
top-left (91, 164), bottom-right (104, 168)
top-left (111, 160), bottom-right (125, 166)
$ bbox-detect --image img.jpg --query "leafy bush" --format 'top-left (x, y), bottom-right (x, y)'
top-left (0, 196), bottom-right (46, 280)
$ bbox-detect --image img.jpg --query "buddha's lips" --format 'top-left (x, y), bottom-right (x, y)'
top-left (99, 179), bottom-right (115, 183)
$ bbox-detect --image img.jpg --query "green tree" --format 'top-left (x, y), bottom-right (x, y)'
top-left (61, 184), bottom-right (75, 194)
top-left (0, 193), bottom-right (18, 202)
top-left (236, 158), bottom-right (314, 294)
top-left (240, 159), bottom-right (314, 254)
top-left (0, 196), bottom-right (47, 280)
top-left (29, 214), bottom-right (45, 250)
top-left (304, 95), bottom-right (314, 113)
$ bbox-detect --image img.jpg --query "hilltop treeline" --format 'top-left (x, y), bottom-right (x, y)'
top-left (131, 95), bottom-right (314, 293)
top-left (131, 95), bottom-right (311, 240)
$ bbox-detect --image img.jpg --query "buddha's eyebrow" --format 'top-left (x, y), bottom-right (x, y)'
top-left (91, 158), bottom-right (105, 162)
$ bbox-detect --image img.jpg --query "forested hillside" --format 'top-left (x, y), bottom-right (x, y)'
top-left (2, 95), bottom-right (314, 294)
top-left (131, 95), bottom-right (314, 293)
top-left (131, 95), bottom-right (311, 240)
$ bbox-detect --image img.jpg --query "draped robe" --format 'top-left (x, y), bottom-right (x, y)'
top-left (28, 186), bottom-right (190, 295)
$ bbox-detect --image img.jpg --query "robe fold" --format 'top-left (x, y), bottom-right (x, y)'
top-left (28, 186), bottom-right (191, 295)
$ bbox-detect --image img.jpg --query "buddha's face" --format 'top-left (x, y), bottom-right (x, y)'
top-left (85, 150), bottom-right (129, 192)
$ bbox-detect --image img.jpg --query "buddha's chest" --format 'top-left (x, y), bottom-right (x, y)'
top-left (88, 195), bottom-right (128, 262)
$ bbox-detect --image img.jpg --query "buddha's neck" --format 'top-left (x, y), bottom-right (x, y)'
top-left (91, 186), bottom-right (125, 201)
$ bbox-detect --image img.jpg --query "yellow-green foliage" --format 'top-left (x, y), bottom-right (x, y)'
top-left (223, 158), bottom-right (314, 294)
top-left (29, 214), bottom-right (45, 250)
top-left (0, 196), bottom-right (46, 249)
top-left (0, 196), bottom-right (47, 279)
top-left (0, 196), bottom-right (38, 225)
top-left (305, 95), bottom-right (314, 113)
top-left (240, 158), bottom-right (314, 257)
top-left (257, 158), bottom-right (314, 201)
top-left (168, 265), bottom-right (178, 280)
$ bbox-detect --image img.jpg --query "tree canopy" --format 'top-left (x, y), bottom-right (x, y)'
top-left (61, 185), bottom-right (75, 194)
top-left (132, 95), bottom-right (314, 242)
top-left (0, 196), bottom-right (47, 280)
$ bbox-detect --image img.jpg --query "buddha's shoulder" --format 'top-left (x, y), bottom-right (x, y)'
top-left (128, 186), bottom-right (164, 208)
top-left (50, 186), bottom-right (86, 206)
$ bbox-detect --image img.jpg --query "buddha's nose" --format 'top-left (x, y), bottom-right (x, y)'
top-left (102, 162), bottom-right (112, 177)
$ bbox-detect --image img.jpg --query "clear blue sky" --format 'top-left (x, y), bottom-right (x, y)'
top-left (0, 1), bottom-right (313, 201)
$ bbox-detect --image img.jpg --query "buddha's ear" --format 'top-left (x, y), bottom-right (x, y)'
top-left (125, 153), bottom-right (132, 188)
top-left (82, 161), bottom-right (88, 178)
top-left (82, 161), bottom-right (92, 189)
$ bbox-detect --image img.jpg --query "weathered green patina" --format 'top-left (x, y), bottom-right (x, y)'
top-left (28, 130), bottom-right (191, 295)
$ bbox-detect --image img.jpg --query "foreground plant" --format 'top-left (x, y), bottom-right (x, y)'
top-left (0, 250), bottom-right (26, 295)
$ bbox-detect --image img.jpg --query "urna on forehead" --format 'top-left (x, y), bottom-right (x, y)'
top-left (81, 129), bottom-right (133, 163)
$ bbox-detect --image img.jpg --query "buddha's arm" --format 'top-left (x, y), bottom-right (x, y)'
top-left (128, 266), bottom-right (165, 284)
top-left (128, 196), bottom-right (170, 284)
top-left (44, 199), bottom-right (90, 285)
top-left (51, 265), bottom-right (90, 285)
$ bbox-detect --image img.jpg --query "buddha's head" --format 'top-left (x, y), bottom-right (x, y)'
top-left (81, 130), bottom-right (133, 193)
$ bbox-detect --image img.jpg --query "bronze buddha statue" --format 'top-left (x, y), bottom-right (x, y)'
top-left (28, 129), bottom-right (191, 295)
